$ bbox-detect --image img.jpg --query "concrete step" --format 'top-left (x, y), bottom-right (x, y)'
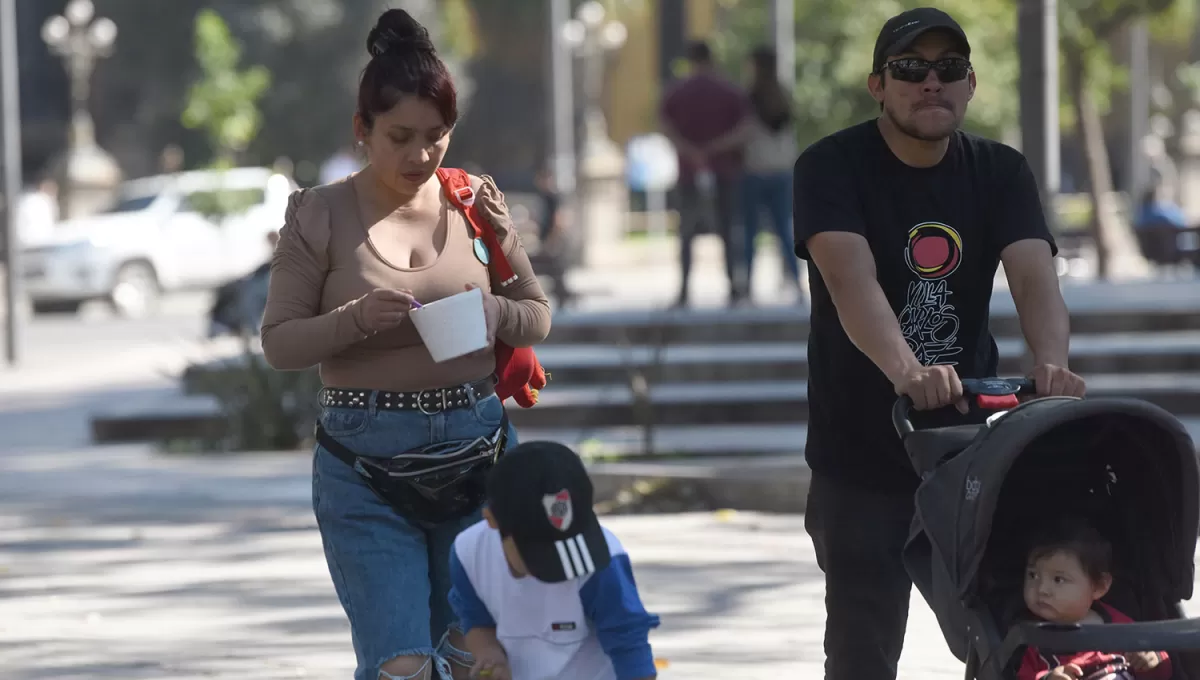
top-left (90, 377), bottom-right (1200, 443)
top-left (180, 332), bottom-right (1200, 394)
top-left (548, 299), bottom-right (1200, 345)
top-left (587, 454), bottom-right (811, 514)
top-left (522, 424), bottom-right (808, 458)
top-left (589, 415), bottom-right (1200, 514)
top-left (531, 334), bottom-right (1200, 384)
top-left (89, 392), bottom-right (226, 444)
top-left (507, 374), bottom-right (1200, 428)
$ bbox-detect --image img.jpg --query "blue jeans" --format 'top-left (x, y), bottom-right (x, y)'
top-left (741, 171), bottom-right (800, 282)
top-left (312, 388), bottom-right (518, 680)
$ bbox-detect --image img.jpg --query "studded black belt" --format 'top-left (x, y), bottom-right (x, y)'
top-left (319, 377), bottom-right (496, 414)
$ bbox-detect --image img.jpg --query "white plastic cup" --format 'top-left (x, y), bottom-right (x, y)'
top-left (409, 287), bottom-right (489, 363)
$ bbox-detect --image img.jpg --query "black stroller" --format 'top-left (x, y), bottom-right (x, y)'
top-left (896, 378), bottom-right (1200, 679)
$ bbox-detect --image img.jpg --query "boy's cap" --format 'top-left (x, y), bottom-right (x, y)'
top-left (487, 441), bottom-right (611, 583)
top-left (872, 7), bottom-right (971, 73)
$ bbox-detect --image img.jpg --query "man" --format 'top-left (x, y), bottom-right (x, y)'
top-left (791, 8), bottom-right (1086, 679)
top-left (533, 163), bottom-right (575, 308)
top-left (659, 40), bottom-right (751, 307)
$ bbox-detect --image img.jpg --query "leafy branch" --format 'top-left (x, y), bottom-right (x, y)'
top-left (181, 9), bottom-right (271, 222)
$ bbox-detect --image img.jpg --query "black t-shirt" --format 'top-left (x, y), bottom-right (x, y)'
top-left (792, 120), bottom-right (1056, 492)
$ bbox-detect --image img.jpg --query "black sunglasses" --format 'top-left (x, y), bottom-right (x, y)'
top-left (879, 57), bottom-right (973, 83)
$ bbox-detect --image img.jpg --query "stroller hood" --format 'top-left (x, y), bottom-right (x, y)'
top-left (903, 397), bottom-right (1199, 661)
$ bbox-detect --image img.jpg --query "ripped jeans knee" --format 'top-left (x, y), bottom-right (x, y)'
top-left (378, 631), bottom-right (473, 680)
top-left (378, 656), bottom-right (443, 680)
top-left (437, 627), bottom-right (473, 676)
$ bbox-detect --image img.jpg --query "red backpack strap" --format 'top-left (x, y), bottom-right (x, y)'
top-left (436, 168), bottom-right (518, 287)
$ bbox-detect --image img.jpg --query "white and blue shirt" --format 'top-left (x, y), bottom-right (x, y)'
top-left (449, 520), bottom-right (661, 680)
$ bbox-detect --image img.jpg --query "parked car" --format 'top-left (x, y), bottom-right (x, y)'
top-left (21, 167), bottom-right (296, 317)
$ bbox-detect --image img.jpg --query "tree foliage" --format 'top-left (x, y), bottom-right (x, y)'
top-left (715, 0), bottom-right (1021, 151)
top-left (1056, 0), bottom-right (1190, 130)
top-left (182, 9), bottom-right (271, 163)
top-left (181, 9), bottom-right (271, 220)
top-left (1058, 0), bottom-right (1187, 278)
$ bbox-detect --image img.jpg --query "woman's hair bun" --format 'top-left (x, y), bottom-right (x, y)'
top-left (367, 9), bottom-right (436, 59)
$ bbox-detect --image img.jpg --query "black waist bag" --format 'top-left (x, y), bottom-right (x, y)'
top-left (315, 416), bottom-right (509, 525)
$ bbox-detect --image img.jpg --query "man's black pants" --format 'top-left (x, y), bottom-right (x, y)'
top-left (805, 472), bottom-right (916, 679)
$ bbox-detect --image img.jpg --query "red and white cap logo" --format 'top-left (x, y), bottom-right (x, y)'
top-left (542, 489), bottom-right (574, 532)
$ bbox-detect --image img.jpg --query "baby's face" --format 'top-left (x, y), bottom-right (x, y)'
top-left (1023, 550), bottom-right (1108, 624)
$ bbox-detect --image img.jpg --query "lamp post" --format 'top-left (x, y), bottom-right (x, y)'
top-left (771, 0), bottom-right (794, 87)
top-left (562, 1), bottom-right (628, 268)
top-left (1, 0), bottom-right (23, 365)
top-left (1017, 0), bottom-right (1060, 204)
top-left (42, 0), bottom-right (122, 219)
top-left (549, 0), bottom-right (576, 198)
top-left (1127, 19), bottom-right (1150, 203)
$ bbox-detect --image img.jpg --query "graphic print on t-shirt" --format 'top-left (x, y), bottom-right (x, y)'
top-left (898, 222), bottom-right (964, 366)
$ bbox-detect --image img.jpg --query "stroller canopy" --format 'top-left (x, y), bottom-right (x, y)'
top-left (910, 397), bottom-right (1198, 609)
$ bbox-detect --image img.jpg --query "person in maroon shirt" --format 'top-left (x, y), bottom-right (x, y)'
top-left (659, 40), bottom-right (752, 307)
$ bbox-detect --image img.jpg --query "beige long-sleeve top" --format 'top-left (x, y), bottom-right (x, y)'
top-left (260, 173), bottom-right (551, 392)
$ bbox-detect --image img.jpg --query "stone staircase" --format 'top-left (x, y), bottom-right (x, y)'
top-left (87, 286), bottom-right (1200, 511)
top-left (507, 304), bottom-right (1200, 454)
top-left (91, 299), bottom-right (1200, 443)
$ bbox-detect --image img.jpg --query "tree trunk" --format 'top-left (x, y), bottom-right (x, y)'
top-left (1064, 49), bottom-right (1151, 280)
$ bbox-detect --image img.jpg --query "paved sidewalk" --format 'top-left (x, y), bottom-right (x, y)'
top-left (0, 245), bottom-right (1197, 678)
top-left (0, 443), bottom-right (1197, 679)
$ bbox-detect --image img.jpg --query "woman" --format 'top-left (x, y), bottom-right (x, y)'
top-left (740, 46), bottom-right (801, 295)
top-left (260, 10), bottom-right (550, 680)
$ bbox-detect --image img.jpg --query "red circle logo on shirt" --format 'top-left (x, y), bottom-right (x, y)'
top-left (905, 222), bottom-right (962, 280)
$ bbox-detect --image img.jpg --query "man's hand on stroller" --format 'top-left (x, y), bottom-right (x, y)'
top-left (893, 364), bottom-right (969, 414)
top-left (1044, 662), bottom-right (1083, 679)
top-left (1125, 650), bottom-right (1163, 672)
top-left (1029, 364), bottom-right (1086, 399)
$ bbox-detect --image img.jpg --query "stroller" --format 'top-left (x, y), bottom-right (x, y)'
top-left (897, 377), bottom-right (1200, 679)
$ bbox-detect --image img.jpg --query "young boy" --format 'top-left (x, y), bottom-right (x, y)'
top-left (1018, 517), bottom-right (1172, 680)
top-left (448, 441), bottom-right (661, 680)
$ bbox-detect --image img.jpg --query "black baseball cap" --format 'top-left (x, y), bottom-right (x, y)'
top-left (872, 8), bottom-right (971, 73)
top-left (486, 441), bottom-right (612, 583)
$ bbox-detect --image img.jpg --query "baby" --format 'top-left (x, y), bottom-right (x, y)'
top-left (1018, 517), bottom-right (1172, 680)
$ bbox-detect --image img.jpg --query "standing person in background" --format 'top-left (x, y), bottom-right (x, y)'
top-left (533, 164), bottom-right (575, 308)
top-left (159, 145), bottom-right (184, 174)
top-left (659, 40), bottom-right (751, 308)
top-left (710, 46), bottom-right (803, 302)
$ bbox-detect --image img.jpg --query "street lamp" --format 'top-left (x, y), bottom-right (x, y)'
top-left (563, 1), bottom-right (627, 146)
top-left (1, 0), bottom-right (23, 365)
top-left (561, 1), bottom-right (628, 269)
top-left (42, 0), bottom-right (122, 219)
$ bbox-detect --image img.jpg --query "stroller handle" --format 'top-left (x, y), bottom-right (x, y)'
top-left (892, 377), bottom-right (1036, 439)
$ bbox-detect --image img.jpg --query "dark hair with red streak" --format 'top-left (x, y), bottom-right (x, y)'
top-left (358, 9), bottom-right (457, 130)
